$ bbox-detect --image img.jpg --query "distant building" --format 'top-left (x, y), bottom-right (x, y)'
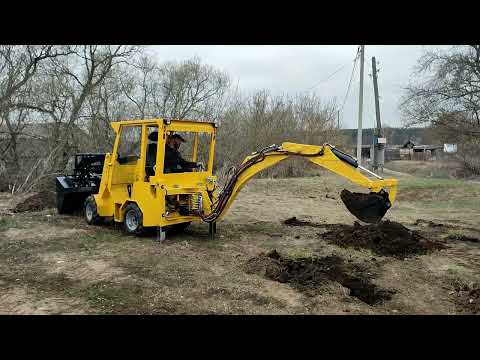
top-left (402, 140), bottom-right (416, 149)
top-left (345, 136), bottom-right (455, 162)
top-left (391, 140), bottom-right (444, 160)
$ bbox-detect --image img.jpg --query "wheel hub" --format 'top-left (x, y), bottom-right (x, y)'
top-left (126, 210), bottom-right (139, 231)
top-left (86, 203), bottom-right (94, 221)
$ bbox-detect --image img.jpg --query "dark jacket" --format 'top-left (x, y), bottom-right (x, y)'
top-left (164, 144), bottom-right (197, 173)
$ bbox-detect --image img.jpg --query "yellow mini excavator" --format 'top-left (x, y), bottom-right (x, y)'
top-left (55, 118), bottom-right (398, 240)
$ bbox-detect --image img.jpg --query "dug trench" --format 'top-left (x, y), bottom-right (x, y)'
top-left (244, 250), bottom-right (394, 306)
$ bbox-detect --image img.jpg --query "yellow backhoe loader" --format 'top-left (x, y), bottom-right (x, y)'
top-left (55, 118), bottom-right (398, 240)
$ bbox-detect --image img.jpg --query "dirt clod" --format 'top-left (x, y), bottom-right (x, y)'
top-left (452, 282), bottom-right (480, 314)
top-left (284, 217), bottom-right (322, 227)
top-left (446, 234), bottom-right (479, 243)
top-left (245, 250), bottom-right (394, 305)
top-left (414, 219), bottom-right (451, 228)
top-left (321, 220), bottom-right (446, 257)
top-left (14, 192), bottom-right (56, 213)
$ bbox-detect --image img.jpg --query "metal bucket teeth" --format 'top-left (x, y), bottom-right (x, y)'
top-left (340, 189), bottom-right (391, 224)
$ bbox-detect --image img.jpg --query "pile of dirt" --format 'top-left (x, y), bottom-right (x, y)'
top-left (245, 250), bottom-right (393, 305)
top-left (13, 192), bottom-right (56, 213)
top-left (320, 220), bottom-right (446, 257)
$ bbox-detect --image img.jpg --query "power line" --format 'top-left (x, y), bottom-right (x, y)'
top-left (304, 63), bottom-right (349, 92)
top-left (340, 47), bottom-right (361, 113)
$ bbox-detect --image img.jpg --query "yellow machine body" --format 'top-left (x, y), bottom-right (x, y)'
top-left (94, 118), bottom-right (217, 227)
top-left (92, 118), bottom-right (398, 229)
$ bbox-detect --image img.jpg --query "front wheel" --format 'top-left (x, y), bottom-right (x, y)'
top-left (84, 195), bottom-right (100, 225)
top-left (123, 203), bottom-right (144, 235)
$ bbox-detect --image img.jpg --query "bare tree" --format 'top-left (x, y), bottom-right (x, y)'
top-left (216, 89), bottom-right (342, 178)
top-left (0, 45), bottom-right (72, 166)
top-left (5, 45), bottom-right (140, 192)
top-left (119, 55), bottom-right (160, 119)
top-left (50, 46), bottom-right (138, 141)
top-left (400, 45), bottom-right (480, 174)
top-left (155, 56), bottom-right (230, 119)
top-left (400, 45), bottom-right (480, 135)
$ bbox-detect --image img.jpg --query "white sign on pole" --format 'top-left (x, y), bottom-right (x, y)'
top-left (443, 144), bottom-right (457, 153)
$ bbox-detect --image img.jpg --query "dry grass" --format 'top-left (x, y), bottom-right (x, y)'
top-left (385, 160), bottom-right (466, 179)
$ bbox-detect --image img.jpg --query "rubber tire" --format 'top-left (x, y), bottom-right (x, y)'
top-left (84, 195), bottom-right (100, 225)
top-left (123, 203), bottom-right (144, 235)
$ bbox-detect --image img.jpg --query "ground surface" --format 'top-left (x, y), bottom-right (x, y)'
top-left (385, 160), bottom-right (468, 179)
top-left (1, 170), bottom-right (480, 314)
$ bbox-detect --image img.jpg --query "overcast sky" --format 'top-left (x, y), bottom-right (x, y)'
top-left (149, 45), bottom-right (449, 129)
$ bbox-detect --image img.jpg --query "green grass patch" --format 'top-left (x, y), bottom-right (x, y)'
top-left (446, 265), bottom-right (472, 278)
top-left (0, 270), bottom-right (79, 296)
top-left (0, 215), bottom-right (26, 231)
top-left (84, 280), bottom-right (145, 314)
top-left (285, 247), bottom-right (315, 259)
top-left (421, 199), bottom-right (480, 211)
top-left (230, 221), bottom-right (285, 235)
top-left (0, 216), bottom-right (10, 231)
top-left (398, 178), bottom-right (480, 191)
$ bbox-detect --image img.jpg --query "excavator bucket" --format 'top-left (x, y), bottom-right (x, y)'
top-left (340, 189), bottom-right (391, 224)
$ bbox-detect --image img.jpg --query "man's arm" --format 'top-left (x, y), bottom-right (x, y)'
top-left (178, 155), bottom-right (198, 169)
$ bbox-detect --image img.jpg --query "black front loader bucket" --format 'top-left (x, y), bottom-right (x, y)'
top-left (55, 154), bottom-right (105, 214)
top-left (340, 189), bottom-right (391, 224)
top-left (56, 176), bottom-right (98, 214)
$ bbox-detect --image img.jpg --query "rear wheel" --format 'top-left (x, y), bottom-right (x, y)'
top-left (84, 196), bottom-right (100, 225)
top-left (123, 203), bottom-right (144, 235)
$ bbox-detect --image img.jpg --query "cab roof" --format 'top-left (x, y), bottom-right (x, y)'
top-left (110, 118), bottom-right (217, 133)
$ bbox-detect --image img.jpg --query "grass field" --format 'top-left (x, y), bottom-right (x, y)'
top-left (385, 160), bottom-right (466, 179)
top-left (1, 172), bottom-right (480, 314)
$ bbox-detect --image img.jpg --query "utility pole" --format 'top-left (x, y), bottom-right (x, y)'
top-left (371, 56), bottom-right (385, 172)
top-left (356, 45), bottom-right (365, 166)
top-left (337, 110), bottom-right (340, 129)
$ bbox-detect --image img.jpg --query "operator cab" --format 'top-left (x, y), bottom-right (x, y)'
top-left (142, 125), bottom-right (212, 180)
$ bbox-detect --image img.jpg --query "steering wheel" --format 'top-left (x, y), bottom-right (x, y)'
top-left (145, 164), bottom-right (156, 176)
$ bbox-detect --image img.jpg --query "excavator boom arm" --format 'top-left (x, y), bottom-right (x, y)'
top-left (202, 142), bottom-right (397, 224)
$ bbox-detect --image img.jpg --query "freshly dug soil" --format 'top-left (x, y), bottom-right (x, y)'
top-left (245, 250), bottom-right (394, 305)
top-left (321, 220), bottom-right (446, 257)
top-left (14, 191), bottom-right (56, 213)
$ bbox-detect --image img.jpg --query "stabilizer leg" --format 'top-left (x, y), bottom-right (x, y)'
top-left (209, 222), bottom-right (217, 240)
top-left (156, 227), bottom-right (166, 242)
